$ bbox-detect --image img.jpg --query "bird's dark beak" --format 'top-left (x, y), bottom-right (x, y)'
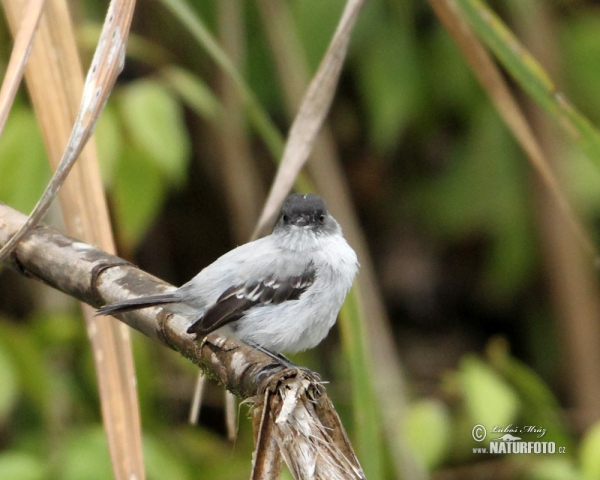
top-left (293, 215), bottom-right (310, 227)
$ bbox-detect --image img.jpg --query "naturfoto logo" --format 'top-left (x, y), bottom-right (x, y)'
top-left (471, 424), bottom-right (566, 455)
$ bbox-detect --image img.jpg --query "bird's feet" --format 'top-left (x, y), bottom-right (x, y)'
top-left (252, 344), bottom-right (322, 384)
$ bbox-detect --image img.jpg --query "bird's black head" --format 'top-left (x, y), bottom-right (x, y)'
top-left (277, 193), bottom-right (331, 231)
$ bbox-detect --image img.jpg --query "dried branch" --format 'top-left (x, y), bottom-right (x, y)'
top-left (0, 202), bottom-right (365, 480)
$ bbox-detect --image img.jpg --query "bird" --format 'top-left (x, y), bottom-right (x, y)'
top-left (96, 193), bottom-right (359, 361)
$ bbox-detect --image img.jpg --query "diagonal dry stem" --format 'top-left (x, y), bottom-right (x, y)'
top-left (0, 0), bottom-right (45, 136)
top-left (251, 0), bottom-right (367, 240)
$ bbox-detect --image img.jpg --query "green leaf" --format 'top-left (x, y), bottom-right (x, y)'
top-left (160, 66), bottom-right (220, 120)
top-left (144, 434), bottom-right (191, 480)
top-left (0, 108), bottom-right (50, 212)
top-left (562, 14), bottom-right (600, 126)
top-left (156, 0), bottom-right (314, 195)
top-left (30, 311), bottom-right (83, 350)
top-left (424, 25), bottom-right (483, 112)
top-left (338, 290), bottom-right (383, 480)
top-left (62, 427), bottom-right (113, 480)
top-left (112, 145), bottom-right (168, 247)
top-left (0, 453), bottom-right (46, 480)
top-left (528, 458), bottom-right (581, 480)
top-left (567, 149), bottom-right (600, 216)
top-left (158, 0), bottom-right (285, 159)
top-left (0, 320), bottom-right (53, 424)
top-left (167, 427), bottom-right (251, 479)
top-left (580, 422), bottom-right (600, 480)
top-left (290, 0), bottom-right (346, 71)
top-left (458, 355), bottom-right (520, 432)
top-left (119, 79), bottom-right (190, 185)
top-left (404, 399), bottom-right (451, 470)
top-left (94, 102), bottom-right (123, 183)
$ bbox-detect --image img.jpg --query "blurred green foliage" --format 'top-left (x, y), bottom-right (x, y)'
top-left (0, 106), bottom-right (50, 213)
top-left (404, 398), bottom-right (451, 470)
top-left (2, 0), bottom-right (600, 478)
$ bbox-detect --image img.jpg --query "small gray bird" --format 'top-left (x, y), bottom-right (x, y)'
top-left (96, 193), bottom-right (359, 359)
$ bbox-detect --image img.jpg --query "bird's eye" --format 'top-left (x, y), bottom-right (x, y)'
top-left (283, 214), bottom-right (289, 223)
top-left (318, 214), bottom-right (325, 223)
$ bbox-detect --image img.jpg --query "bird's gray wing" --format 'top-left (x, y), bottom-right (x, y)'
top-left (186, 263), bottom-right (316, 337)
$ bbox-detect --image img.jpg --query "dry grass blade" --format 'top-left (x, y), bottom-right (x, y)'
top-left (188, 374), bottom-right (205, 424)
top-left (251, 0), bottom-right (367, 239)
top-left (2, 1), bottom-right (144, 479)
top-left (0, 0), bottom-right (45, 135)
top-left (225, 389), bottom-right (237, 441)
top-left (429, 0), bottom-right (596, 258)
top-left (0, 0), bottom-right (136, 263)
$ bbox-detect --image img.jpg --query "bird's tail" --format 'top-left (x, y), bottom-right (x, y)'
top-left (95, 293), bottom-right (182, 316)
